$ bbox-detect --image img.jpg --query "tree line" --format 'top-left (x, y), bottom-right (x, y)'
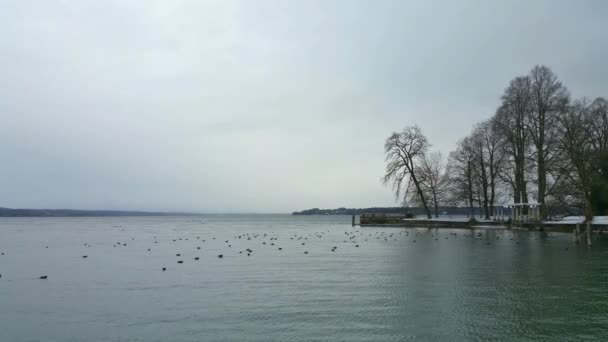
top-left (384, 65), bottom-right (608, 221)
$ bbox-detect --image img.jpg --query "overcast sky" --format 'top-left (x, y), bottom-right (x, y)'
top-left (1, 1), bottom-right (607, 213)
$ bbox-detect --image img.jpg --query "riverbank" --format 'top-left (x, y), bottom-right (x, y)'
top-left (360, 218), bottom-right (506, 229)
top-left (358, 213), bottom-right (608, 232)
top-left (359, 213), bottom-right (506, 228)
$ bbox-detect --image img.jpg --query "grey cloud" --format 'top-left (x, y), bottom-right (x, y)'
top-left (1, 0), bottom-right (607, 212)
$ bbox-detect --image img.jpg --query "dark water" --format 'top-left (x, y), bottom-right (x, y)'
top-left (1, 215), bottom-right (607, 341)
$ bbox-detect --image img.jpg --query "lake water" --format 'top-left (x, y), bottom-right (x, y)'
top-left (1, 215), bottom-right (607, 341)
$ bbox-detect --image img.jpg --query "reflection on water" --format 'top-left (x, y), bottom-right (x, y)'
top-left (0, 215), bottom-right (607, 341)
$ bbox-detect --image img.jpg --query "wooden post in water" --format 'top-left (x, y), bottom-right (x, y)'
top-left (587, 222), bottom-right (592, 248)
top-left (574, 224), bottom-right (580, 244)
top-left (352, 214), bottom-right (355, 227)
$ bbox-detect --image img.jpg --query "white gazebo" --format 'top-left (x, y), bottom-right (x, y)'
top-left (508, 202), bottom-right (542, 224)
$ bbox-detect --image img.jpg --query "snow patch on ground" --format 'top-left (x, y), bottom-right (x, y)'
top-left (544, 216), bottom-right (608, 225)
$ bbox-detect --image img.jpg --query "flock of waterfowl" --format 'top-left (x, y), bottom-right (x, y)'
top-left (0, 226), bottom-right (562, 281)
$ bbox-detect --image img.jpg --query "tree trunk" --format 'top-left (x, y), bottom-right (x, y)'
top-left (584, 190), bottom-right (593, 223)
top-left (410, 171), bottom-right (432, 219)
top-left (515, 119), bottom-right (529, 215)
top-left (513, 170), bottom-right (521, 208)
top-left (521, 179), bottom-right (529, 215)
top-left (488, 145), bottom-right (496, 219)
top-left (537, 156), bottom-right (546, 220)
top-left (433, 191), bottom-right (439, 218)
top-left (480, 158), bottom-right (490, 220)
top-left (467, 162), bottom-right (475, 217)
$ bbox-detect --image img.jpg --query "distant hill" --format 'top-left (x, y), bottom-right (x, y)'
top-left (292, 207), bottom-right (483, 216)
top-left (0, 207), bottom-right (190, 217)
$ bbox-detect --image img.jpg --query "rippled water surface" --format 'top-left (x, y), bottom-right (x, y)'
top-left (1, 215), bottom-right (608, 341)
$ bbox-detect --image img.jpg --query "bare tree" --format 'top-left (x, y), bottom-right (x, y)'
top-left (470, 127), bottom-right (491, 219)
top-left (487, 118), bottom-right (507, 212)
top-left (383, 126), bottom-right (432, 219)
top-left (458, 120), bottom-right (508, 220)
top-left (477, 118), bottom-right (507, 217)
top-left (527, 65), bottom-right (569, 218)
top-left (548, 97), bottom-right (608, 220)
top-left (410, 151), bottom-right (448, 218)
top-left (447, 137), bottom-right (477, 217)
top-left (546, 169), bottom-right (584, 216)
top-left (588, 97), bottom-right (608, 153)
top-left (436, 65), bottom-right (604, 222)
top-left (495, 76), bottom-right (532, 209)
top-left (557, 98), bottom-right (596, 221)
top-left (588, 98), bottom-right (608, 215)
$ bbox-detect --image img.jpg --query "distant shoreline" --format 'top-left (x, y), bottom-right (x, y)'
top-left (0, 207), bottom-right (197, 217)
